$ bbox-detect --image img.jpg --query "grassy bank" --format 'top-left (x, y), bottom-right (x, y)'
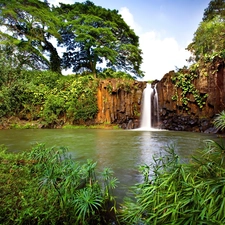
top-left (0, 117), bottom-right (121, 130)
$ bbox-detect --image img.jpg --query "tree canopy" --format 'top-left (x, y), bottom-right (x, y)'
top-left (54, 1), bottom-right (143, 78)
top-left (0, 0), bottom-right (62, 73)
top-left (203, 0), bottom-right (225, 21)
top-left (0, 0), bottom-right (143, 78)
top-left (187, 0), bottom-right (225, 62)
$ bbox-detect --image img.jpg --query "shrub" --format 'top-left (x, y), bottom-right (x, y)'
top-left (0, 144), bottom-right (119, 225)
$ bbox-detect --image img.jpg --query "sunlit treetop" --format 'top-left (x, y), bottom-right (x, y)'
top-left (54, 0), bottom-right (144, 78)
top-left (187, 0), bottom-right (225, 62)
top-left (0, 0), bottom-right (61, 72)
top-left (0, 0), bottom-right (144, 79)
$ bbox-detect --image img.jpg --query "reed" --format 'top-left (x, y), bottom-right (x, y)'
top-left (120, 141), bottom-right (225, 224)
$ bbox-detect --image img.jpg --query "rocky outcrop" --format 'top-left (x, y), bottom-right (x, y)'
top-left (155, 57), bottom-right (225, 132)
top-left (95, 79), bottom-right (146, 129)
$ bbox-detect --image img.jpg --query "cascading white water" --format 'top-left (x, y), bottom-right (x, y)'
top-left (153, 84), bottom-right (159, 126)
top-left (139, 83), bottom-right (153, 130)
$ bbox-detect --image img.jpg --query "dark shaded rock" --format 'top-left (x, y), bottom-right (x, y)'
top-left (204, 127), bottom-right (219, 134)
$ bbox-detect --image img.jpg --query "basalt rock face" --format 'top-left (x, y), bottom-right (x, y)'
top-left (155, 58), bottom-right (225, 132)
top-left (95, 79), bottom-right (146, 129)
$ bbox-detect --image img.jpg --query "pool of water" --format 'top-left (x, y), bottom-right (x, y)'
top-left (0, 128), bottom-right (218, 198)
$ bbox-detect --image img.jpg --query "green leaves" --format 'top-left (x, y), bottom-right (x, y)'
top-left (57, 1), bottom-right (143, 78)
top-left (0, 143), bottom-right (119, 224)
top-left (0, 68), bottom-right (99, 126)
top-left (171, 70), bottom-right (208, 110)
top-left (2, 138), bottom-right (225, 224)
top-left (0, 0), bottom-right (61, 72)
top-left (1, 0), bottom-right (143, 78)
top-left (74, 187), bottom-right (103, 224)
top-left (213, 110), bottom-right (225, 131)
top-left (187, 0), bottom-right (225, 63)
top-left (121, 141), bottom-right (225, 224)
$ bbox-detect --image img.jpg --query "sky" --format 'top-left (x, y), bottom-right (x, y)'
top-left (48, 0), bottom-right (211, 81)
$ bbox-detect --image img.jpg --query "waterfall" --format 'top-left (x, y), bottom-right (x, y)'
top-left (139, 83), bottom-right (153, 130)
top-left (138, 83), bottom-right (160, 131)
top-left (153, 84), bottom-right (159, 126)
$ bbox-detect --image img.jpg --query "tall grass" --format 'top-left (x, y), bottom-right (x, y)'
top-left (120, 140), bottom-right (225, 224)
top-left (214, 110), bottom-right (225, 131)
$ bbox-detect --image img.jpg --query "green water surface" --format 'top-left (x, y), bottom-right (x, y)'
top-left (0, 129), bottom-right (218, 198)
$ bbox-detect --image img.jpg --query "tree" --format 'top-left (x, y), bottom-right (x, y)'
top-left (187, 0), bottom-right (225, 62)
top-left (203, 0), bottom-right (225, 21)
top-left (0, 0), bottom-right (62, 73)
top-left (187, 16), bottom-right (225, 61)
top-left (55, 1), bottom-right (143, 78)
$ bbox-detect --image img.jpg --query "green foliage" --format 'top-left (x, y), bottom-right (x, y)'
top-left (104, 78), bottom-right (134, 95)
top-left (99, 68), bottom-right (135, 79)
top-left (171, 70), bottom-right (208, 110)
top-left (187, 16), bottom-right (225, 62)
top-left (55, 1), bottom-right (143, 78)
top-left (120, 140), bottom-right (225, 224)
top-left (0, 0), bottom-right (143, 78)
top-left (0, 144), bottom-right (119, 224)
top-left (2, 139), bottom-right (225, 224)
top-left (187, 0), bottom-right (225, 63)
top-left (64, 75), bottom-right (98, 123)
top-left (214, 110), bottom-right (225, 131)
top-left (0, 67), bottom-right (98, 126)
top-left (203, 0), bottom-right (225, 21)
top-left (0, 0), bottom-right (61, 72)
top-left (0, 65), bottom-right (140, 127)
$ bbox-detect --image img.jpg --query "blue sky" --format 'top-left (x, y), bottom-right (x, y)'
top-left (48, 0), bottom-right (211, 80)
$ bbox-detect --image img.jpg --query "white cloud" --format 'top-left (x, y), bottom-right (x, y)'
top-left (48, 0), bottom-right (75, 6)
top-left (139, 32), bottom-right (190, 81)
top-left (119, 7), bottom-right (190, 81)
top-left (119, 7), bottom-right (142, 33)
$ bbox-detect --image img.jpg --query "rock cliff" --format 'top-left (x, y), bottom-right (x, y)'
top-left (95, 79), bottom-right (146, 129)
top-left (155, 57), bottom-right (225, 132)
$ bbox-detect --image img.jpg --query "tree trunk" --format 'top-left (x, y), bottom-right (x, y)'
top-left (44, 40), bottom-right (61, 74)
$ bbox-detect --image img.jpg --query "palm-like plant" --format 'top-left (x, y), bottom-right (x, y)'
top-left (23, 144), bottom-right (120, 224)
top-left (74, 187), bottom-right (103, 224)
top-left (214, 110), bottom-right (225, 131)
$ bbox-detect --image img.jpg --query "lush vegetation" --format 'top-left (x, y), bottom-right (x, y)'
top-left (0, 0), bottom-right (143, 78)
top-left (1, 0), bottom-right (225, 223)
top-left (0, 59), bottom-right (139, 128)
top-left (120, 139), bottom-right (225, 224)
top-left (214, 110), bottom-right (225, 131)
top-left (0, 0), bottom-right (144, 127)
top-left (187, 0), bottom-right (225, 63)
top-left (171, 0), bottom-right (225, 109)
top-left (0, 112), bottom-right (225, 224)
top-left (171, 68), bottom-right (208, 110)
top-left (0, 66), bottom-right (99, 127)
top-left (1, 138), bottom-right (225, 224)
top-left (119, 113), bottom-right (225, 225)
top-left (0, 144), bottom-right (119, 224)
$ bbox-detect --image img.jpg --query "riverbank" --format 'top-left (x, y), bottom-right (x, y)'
top-left (0, 117), bottom-right (121, 130)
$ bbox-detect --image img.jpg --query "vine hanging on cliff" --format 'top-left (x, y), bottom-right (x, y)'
top-left (171, 69), bottom-right (208, 110)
